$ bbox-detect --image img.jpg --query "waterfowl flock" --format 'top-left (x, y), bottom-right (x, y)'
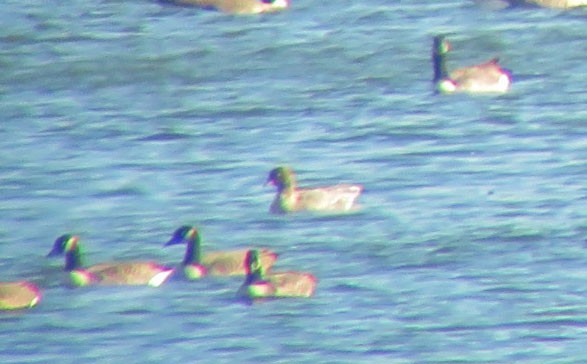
top-left (2, 1), bottom-right (584, 314)
top-left (167, 0), bottom-right (587, 14)
top-left (3, 165), bottom-right (364, 310)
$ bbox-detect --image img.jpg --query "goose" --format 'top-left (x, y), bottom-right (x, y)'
top-left (166, 0), bottom-right (289, 14)
top-left (238, 249), bottom-right (317, 300)
top-left (47, 235), bottom-right (174, 287)
top-left (0, 281), bottom-right (42, 310)
top-left (432, 35), bottom-right (512, 94)
top-left (507, 0), bottom-right (587, 8)
top-left (266, 166), bottom-right (363, 214)
top-left (164, 226), bottom-right (278, 279)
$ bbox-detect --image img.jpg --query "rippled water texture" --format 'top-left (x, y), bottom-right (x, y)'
top-left (1, 1), bottom-right (587, 363)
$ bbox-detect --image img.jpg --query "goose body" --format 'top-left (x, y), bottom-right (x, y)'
top-left (167, 0), bottom-right (289, 14)
top-left (0, 281), bottom-right (42, 310)
top-left (47, 235), bottom-right (174, 287)
top-left (267, 166), bottom-right (363, 214)
top-left (507, 0), bottom-right (587, 8)
top-left (164, 226), bottom-right (278, 279)
top-left (238, 250), bottom-right (317, 300)
top-left (433, 35), bottom-right (512, 94)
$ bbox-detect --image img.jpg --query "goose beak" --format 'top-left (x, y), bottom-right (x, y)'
top-left (164, 236), bottom-right (182, 247)
top-left (47, 248), bottom-right (61, 257)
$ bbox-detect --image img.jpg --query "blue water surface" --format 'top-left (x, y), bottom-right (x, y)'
top-left (1, 0), bottom-right (587, 363)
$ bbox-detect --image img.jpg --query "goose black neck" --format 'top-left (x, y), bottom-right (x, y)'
top-left (433, 52), bottom-right (448, 83)
top-left (245, 268), bottom-right (264, 285)
top-left (183, 236), bottom-right (202, 265)
top-left (277, 169), bottom-right (296, 193)
top-left (278, 179), bottom-right (295, 194)
top-left (276, 183), bottom-right (288, 193)
top-left (65, 245), bottom-right (83, 272)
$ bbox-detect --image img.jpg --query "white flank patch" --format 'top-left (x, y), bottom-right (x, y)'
top-left (30, 296), bottom-right (41, 308)
top-left (496, 73), bottom-right (511, 92)
top-left (149, 269), bottom-right (175, 287)
top-left (272, 0), bottom-right (289, 8)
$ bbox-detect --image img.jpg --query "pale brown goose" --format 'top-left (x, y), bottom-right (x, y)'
top-left (167, 0), bottom-right (289, 14)
top-left (47, 235), bottom-right (175, 287)
top-left (238, 249), bottom-right (317, 300)
top-left (266, 166), bottom-right (363, 214)
top-left (432, 35), bottom-right (512, 94)
top-left (164, 226), bottom-right (278, 279)
top-left (0, 281), bottom-right (42, 310)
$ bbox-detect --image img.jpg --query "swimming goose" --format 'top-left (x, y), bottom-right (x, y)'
top-left (507, 0), bottom-right (587, 8)
top-left (432, 35), bottom-right (512, 94)
top-left (167, 0), bottom-right (289, 14)
top-left (266, 166), bottom-right (363, 214)
top-left (164, 226), bottom-right (278, 279)
top-left (47, 235), bottom-right (174, 287)
top-left (238, 249), bottom-right (317, 300)
top-left (0, 281), bottom-right (42, 310)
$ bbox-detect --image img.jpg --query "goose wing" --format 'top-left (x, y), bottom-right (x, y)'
top-left (450, 58), bottom-right (511, 92)
top-left (269, 271), bottom-right (317, 297)
top-left (203, 249), bottom-right (278, 276)
top-left (89, 262), bottom-right (173, 286)
top-left (297, 185), bottom-right (363, 212)
top-left (0, 281), bottom-right (41, 310)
